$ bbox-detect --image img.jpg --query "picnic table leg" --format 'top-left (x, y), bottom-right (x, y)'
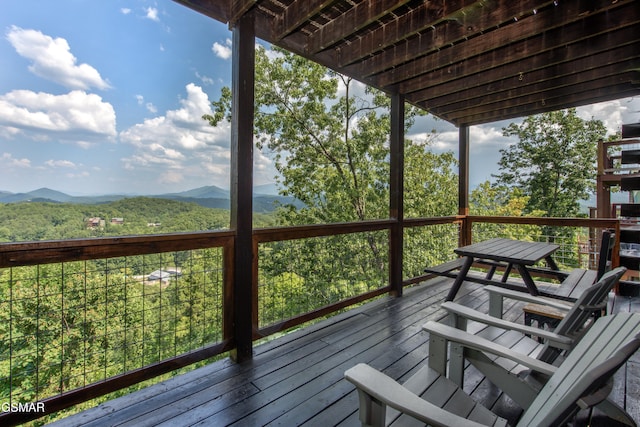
top-left (445, 256), bottom-right (474, 301)
top-left (501, 263), bottom-right (513, 283)
top-left (544, 255), bottom-right (559, 271)
top-left (485, 264), bottom-right (497, 280)
top-left (515, 264), bottom-right (540, 296)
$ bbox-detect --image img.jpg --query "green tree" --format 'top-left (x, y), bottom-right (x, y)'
top-left (470, 181), bottom-right (544, 242)
top-left (495, 108), bottom-right (606, 218)
top-left (205, 46), bottom-right (457, 224)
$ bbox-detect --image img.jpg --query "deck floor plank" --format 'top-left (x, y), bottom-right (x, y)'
top-left (48, 277), bottom-right (638, 427)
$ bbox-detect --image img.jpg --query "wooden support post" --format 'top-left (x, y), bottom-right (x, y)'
top-left (458, 124), bottom-right (471, 246)
top-left (389, 91), bottom-right (404, 297)
top-left (596, 139), bottom-right (611, 218)
top-left (230, 12), bottom-right (255, 363)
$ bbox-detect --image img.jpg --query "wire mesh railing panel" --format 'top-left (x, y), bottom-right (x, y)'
top-left (257, 231), bottom-right (389, 329)
top-left (403, 222), bottom-right (460, 280)
top-left (0, 248), bottom-right (224, 404)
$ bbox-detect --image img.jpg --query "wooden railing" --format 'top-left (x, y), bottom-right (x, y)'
top-left (0, 231), bottom-right (236, 425)
top-left (0, 215), bottom-right (620, 425)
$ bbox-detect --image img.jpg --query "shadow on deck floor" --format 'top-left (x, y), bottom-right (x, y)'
top-left (48, 277), bottom-right (640, 426)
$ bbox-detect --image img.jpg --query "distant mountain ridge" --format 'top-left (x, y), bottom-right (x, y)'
top-left (0, 185), bottom-right (303, 213)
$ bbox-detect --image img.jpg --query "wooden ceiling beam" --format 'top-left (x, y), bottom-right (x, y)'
top-left (172, 0), bottom-right (231, 23)
top-left (419, 40), bottom-right (640, 109)
top-left (230, 0), bottom-right (257, 25)
top-left (176, 0), bottom-right (640, 126)
top-left (334, 0), bottom-right (479, 67)
top-left (307, 0), bottom-right (413, 54)
top-left (382, 0), bottom-right (634, 90)
top-left (453, 84), bottom-right (640, 126)
top-left (430, 66), bottom-right (638, 118)
top-left (438, 71), bottom-right (639, 122)
top-left (271, 0), bottom-right (335, 41)
top-left (339, 0), bottom-right (555, 73)
top-left (402, 19), bottom-right (640, 101)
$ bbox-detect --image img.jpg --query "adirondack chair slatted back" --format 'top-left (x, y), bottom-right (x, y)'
top-left (538, 266), bottom-right (626, 363)
top-left (596, 230), bottom-right (615, 280)
top-left (517, 313), bottom-right (640, 427)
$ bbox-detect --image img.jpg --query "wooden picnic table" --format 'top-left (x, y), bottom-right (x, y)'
top-left (446, 238), bottom-right (560, 301)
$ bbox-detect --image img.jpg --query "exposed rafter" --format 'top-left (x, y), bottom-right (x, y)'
top-left (174, 0), bottom-right (640, 126)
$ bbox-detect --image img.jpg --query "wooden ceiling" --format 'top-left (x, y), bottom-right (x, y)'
top-left (175, 0), bottom-right (640, 126)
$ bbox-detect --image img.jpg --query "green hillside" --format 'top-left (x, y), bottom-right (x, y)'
top-left (0, 197), bottom-right (276, 242)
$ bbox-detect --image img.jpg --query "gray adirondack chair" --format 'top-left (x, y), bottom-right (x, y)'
top-left (445, 266), bottom-right (626, 369)
top-left (345, 312), bottom-right (640, 427)
top-left (438, 267), bottom-right (630, 424)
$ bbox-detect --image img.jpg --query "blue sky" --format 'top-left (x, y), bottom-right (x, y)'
top-left (0, 0), bottom-right (243, 195)
top-left (1, 0), bottom-right (639, 196)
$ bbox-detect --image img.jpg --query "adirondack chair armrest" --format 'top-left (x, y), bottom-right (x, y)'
top-left (344, 363), bottom-right (487, 427)
top-left (485, 285), bottom-right (573, 312)
top-left (423, 321), bottom-right (557, 377)
top-left (576, 380), bottom-right (614, 409)
top-left (442, 302), bottom-right (573, 350)
top-left (580, 301), bottom-right (607, 314)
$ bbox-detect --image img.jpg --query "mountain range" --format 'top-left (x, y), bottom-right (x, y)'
top-left (0, 184), bottom-right (303, 213)
top-left (0, 186), bottom-right (628, 215)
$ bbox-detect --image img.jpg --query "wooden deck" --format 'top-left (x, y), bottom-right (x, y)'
top-left (49, 276), bottom-right (640, 427)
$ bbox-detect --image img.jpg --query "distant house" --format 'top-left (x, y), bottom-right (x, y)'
top-left (147, 268), bottom-right (182, 282)
top-left (86, 217), bottom-right (105, 229)
top-left (111, 217), bottom-right (124, 225)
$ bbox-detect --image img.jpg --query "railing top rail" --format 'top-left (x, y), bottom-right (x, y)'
top-left (253, 219), bottom-right (396, 243)
top-left (403, 216), bottom-right (462, 228)
top-left (602, 138), bottom-right (640, 149)
top-left (0, 230), bottom-right (235, 267)
top-left (466, 215), bottom-right (620, 228)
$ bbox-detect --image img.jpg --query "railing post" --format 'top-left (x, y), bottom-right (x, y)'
top-left (389, 90), bottom-right (404, 297)
top-left (460, 216), bottom-right (472, 247)
top-left (458, 124), bottom-right (471, 246)
top-left (458, 124), bottom-right (469, 217)
top-left (229, 11), bottom-right (255, 362)
top-left (596, 138), bottom-right (611, 218)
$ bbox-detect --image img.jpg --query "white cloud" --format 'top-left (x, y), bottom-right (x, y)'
top-left (120, 83), bottom-right (232, 186)
top-left (469, 125), bottom-right (513, 149)
top-left (196, 71), bottom-right (214, 86)
top-left (1, 152), bottom-right (31, 168)
top-left (145, 7), bottom-right (159, 22)
top-left (136, 94), bottom-right (158, 114)
top-left (0, 89), bottom-right (117, 145)
top-left (44, 159), bottom-right (77, 168)
top-left (577, 98), bottom-right (640, 136)
top-left (212, 39), bottom-right (232, 59)
top-left (121, 8), bottom-right (131, 15)
top-left (6, 26), bottom-right (110, 91)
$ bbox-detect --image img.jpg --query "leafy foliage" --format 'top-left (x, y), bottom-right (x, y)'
top-left (495, 109), bottom-right (606, 217)
top-left (205, 46), bottom-right (458, 224)
top-left (470, 181), bottom-right (544, 242)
